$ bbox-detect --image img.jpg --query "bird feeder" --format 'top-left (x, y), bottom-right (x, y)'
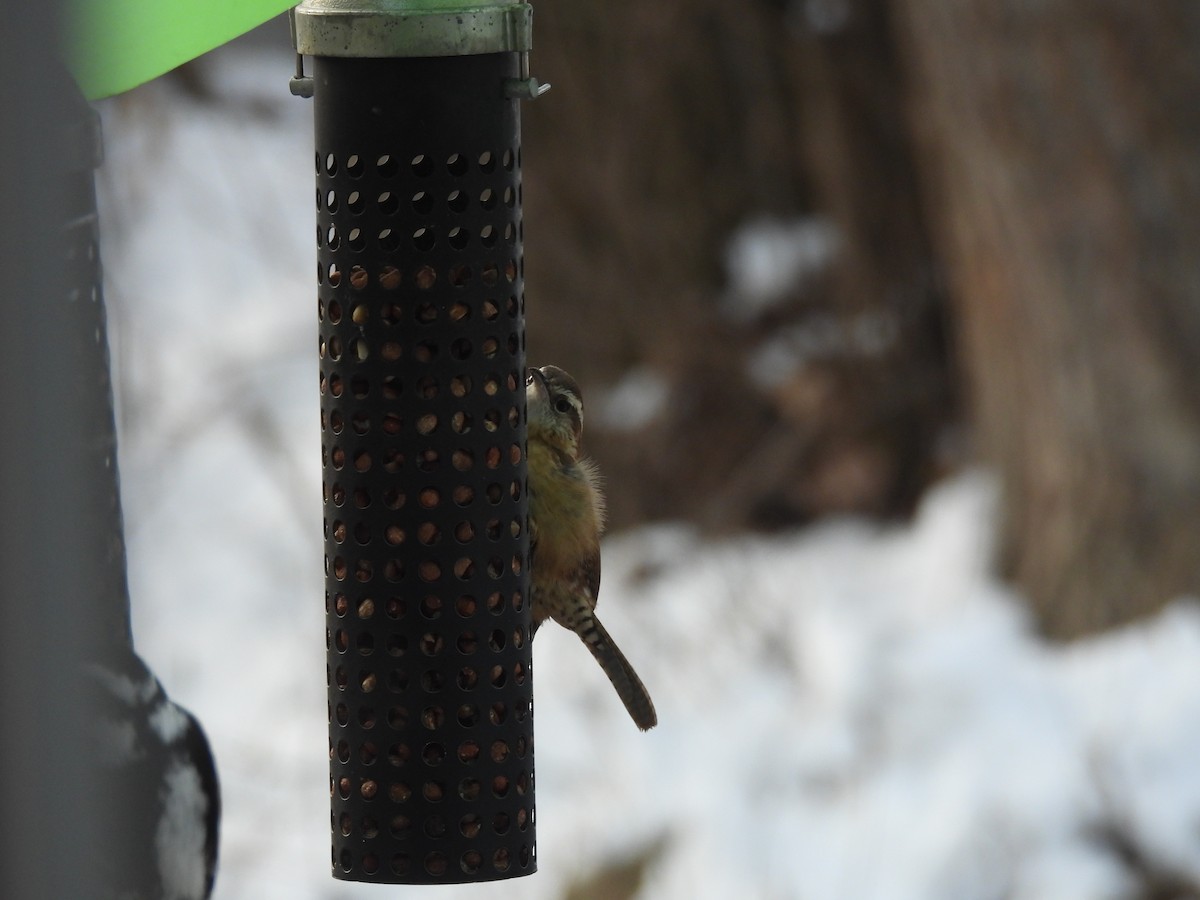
top-left (292, 0), bottom-right (543, 883)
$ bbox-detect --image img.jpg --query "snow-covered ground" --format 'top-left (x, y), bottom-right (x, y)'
top-left (96, 43), bottom-right (1200, 900)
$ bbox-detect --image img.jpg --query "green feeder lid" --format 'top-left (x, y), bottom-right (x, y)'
top-left (65, 0), bottom-right (294, 99)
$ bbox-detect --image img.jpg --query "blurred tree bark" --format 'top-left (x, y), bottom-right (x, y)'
top-left (889, 3), bottom-right (1200, 636)
top-left (781, 0), bottom-right (953, 522)
top-left (523, 0), bottom-right (956, 532)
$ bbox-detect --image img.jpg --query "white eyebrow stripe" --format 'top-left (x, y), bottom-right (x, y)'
top-left (557, 391), bottom-right (584, 431)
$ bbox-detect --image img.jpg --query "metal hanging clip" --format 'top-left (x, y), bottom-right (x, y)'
top-left (504, 50), bottom-right (551, 100)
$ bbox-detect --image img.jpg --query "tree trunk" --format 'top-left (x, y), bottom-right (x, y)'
top-left (522, 0), bottom-right (957, 532)
top-left (890, 2), bottom-right (1200, 636)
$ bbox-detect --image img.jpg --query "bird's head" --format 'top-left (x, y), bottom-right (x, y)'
top-left (526, 365), bottom-right (585, 456)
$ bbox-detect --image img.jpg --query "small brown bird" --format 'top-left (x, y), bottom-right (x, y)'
top-left (525, 365), bottom-right (657, 731)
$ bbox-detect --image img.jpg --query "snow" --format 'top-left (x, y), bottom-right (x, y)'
top-left (150, 696), bottom-right (193, 743)
top-left (745, 310), bottom-right (900, 388)
top-left (95, 41), bottom-right (1200, 900)
top-left (158, 762), bottom-right (216, 900)
top-left (591, 366), bottom-right (671, 432)
top-left (722, 215), bottom-right (840, 319)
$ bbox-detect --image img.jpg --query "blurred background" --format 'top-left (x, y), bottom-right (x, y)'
top-left (92, 3), bottom-right (1200, 898)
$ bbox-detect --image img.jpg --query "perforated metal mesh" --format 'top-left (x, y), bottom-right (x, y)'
top-left (315, 53), bottom-right (535, 883)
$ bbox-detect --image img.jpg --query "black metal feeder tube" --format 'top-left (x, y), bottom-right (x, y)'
top-left (296, 1), bottom-right (542, 884)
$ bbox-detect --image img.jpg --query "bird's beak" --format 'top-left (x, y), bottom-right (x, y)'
top-left (526, 367), bottom-right (548, 394)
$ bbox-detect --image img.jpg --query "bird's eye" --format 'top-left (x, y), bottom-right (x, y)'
top-left (525, 373), bottom-right (534, 385)
top-left (554, 397), bottom-right (572, 414)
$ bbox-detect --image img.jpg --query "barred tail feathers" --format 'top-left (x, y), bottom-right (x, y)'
top-left (580, 615), bottom-right (658, 731)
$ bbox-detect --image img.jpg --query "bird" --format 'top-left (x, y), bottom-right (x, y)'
top-left (525, 365), bottom-right (657, 731)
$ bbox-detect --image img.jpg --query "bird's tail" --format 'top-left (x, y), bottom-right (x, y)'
top-left (580, 615), bottom-right (658, 731)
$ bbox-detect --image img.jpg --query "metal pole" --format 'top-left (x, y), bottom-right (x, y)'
top-left (0, 5), bottom-right (127, 897)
